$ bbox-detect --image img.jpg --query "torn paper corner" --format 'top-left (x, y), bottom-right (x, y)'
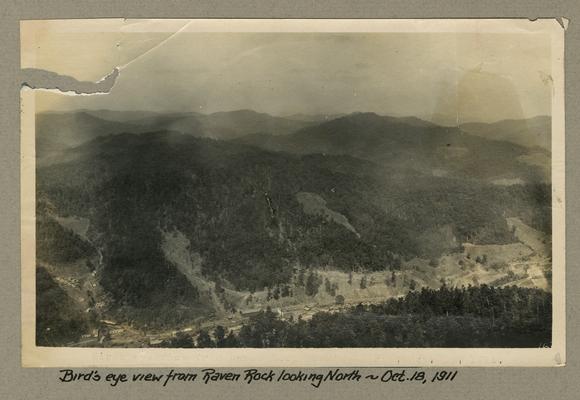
top-left (556, 17), bottom-right (570, 31)
top-left (21, 67), bottom-right (119, 96)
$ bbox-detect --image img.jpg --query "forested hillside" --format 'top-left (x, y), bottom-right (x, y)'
top-left (37, 128), bottom-right (550, 313)
top-left (36, 266), bottom-right (90, 346)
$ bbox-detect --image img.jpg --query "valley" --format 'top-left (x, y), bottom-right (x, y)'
top-left (52, 214), bottom-right (549, 348)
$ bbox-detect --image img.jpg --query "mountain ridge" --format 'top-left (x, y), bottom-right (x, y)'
top-left (234, 112), bottom-right (549, 183)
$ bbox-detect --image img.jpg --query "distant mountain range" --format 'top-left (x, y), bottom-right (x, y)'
top-left (235, 112), bottom-right (549, 182)
top-left (460, 116), bottom-right (551, 151)
top-left (36, 109), bottom-right (315, 163)
top-left (283, 113), bottom-right (347, 123)
top-left (36, 109), bottom-right (551, 159)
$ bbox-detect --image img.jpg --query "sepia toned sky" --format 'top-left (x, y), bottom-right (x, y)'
top-left (23, 20), bottom-right (554, 124)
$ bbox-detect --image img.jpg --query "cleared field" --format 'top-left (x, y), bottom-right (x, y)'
top-left (507, 217), bottom-right (550, 255)
top-left (54, 215), bottom-right (90, 240)
top-left (296, 191), bottom-right (360, 238)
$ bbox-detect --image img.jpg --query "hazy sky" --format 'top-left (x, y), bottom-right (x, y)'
top-left (26, 20), bottom-right (553, 124)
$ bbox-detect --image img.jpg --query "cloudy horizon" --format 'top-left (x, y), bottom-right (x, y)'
top-left (26, 21), bottom-right (553, 125)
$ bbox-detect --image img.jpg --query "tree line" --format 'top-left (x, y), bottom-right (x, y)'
top-left (167, 284), bottom-right (551, 349)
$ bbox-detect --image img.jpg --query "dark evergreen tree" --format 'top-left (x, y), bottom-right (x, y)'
top-left (305, 270), bottom-right (322, 296)
top-left (196, 330), bottom-right (214, 348)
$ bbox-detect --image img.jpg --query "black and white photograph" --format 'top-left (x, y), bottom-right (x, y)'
top-left (20, 19), bottom-right (565, 367)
